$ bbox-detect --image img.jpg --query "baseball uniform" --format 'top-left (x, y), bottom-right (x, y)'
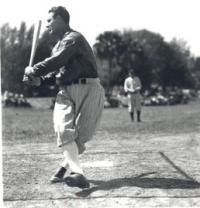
top-left (24, 6), bottom-right (106, 188)
top-left (124, 75), bottom-right (142, 121)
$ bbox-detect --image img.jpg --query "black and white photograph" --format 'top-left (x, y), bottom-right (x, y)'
top-left (1, 0), bottom-right (200, 207)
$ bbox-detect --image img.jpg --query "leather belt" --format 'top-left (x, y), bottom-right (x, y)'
top-left (66, 78), bottom-right (98, 86)
top-left (70, 78), bottom-right (86, 85)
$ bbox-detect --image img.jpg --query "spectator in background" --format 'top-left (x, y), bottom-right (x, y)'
top-left (13, 93), bottom-right (19, 107)
top-left (124, 69), bottom-right (142, 122)
top-left (2, 91), bottom-right (9, 107)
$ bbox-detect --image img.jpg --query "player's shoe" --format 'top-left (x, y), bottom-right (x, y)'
top-left (50, 166), bottom-right (67, 183)
top-left (64, 172), bottom-right (90, 189)
top-left (50, 175), bottom-right (63, 183)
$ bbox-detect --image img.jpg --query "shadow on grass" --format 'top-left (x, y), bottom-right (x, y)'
top-left (76, 172), bottom-right (200, 198)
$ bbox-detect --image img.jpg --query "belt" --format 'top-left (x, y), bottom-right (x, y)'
top-left (65, 78), bottom-right (99, 86)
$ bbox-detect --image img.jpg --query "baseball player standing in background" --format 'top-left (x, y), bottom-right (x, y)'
top-left (24, 6), bottom-right (105, 189)
top-left (124, 69), bottom-right (142, 122)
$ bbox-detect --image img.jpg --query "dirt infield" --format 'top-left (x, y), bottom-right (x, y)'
top-left (2, 99), bottom-right (200, 207)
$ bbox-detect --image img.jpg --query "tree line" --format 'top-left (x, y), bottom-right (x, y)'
top-left (1, 22), bottom-right (200, 97)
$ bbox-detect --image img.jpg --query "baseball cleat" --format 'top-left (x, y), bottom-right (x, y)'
top-left (64, 172), bottom-right (90, 189)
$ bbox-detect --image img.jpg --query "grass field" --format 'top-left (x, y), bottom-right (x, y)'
top-left (2, 98), bottom-right (200, 207)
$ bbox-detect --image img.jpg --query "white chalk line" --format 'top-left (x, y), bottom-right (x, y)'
top-left (82, 160), bottom-right (114, 167)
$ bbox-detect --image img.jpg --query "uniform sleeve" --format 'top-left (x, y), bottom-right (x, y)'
top-left (32, 37), bottom-right (78, 77)
top-left (40, 72), bottom-right (57, 86)
top-left (124, 79), bottom-right (128, 92)
top-left (136, 77), bottom-right (142, 90)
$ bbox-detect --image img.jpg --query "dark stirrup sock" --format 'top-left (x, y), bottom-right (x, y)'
top-left (130, 112), bottom-right (134, 121)
top-left (55, 167), bottom-right (67, 178)
top-left (137, 111), bottom-right (141, 122)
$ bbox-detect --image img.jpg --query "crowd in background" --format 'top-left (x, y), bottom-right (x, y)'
top-left (105, 85), bottom-right (197, 108)
top-left (2, 86), bottom-right (197, 109)
top-left (2, 91), bottom-right (31, 107)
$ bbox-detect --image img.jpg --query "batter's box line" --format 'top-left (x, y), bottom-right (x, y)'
top-left (159, 151), bottom-right (199, 183)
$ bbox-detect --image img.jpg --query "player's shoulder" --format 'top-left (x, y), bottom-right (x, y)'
top-left (59, 31), bottom-right (81, 47)
top-left (64, 30), bottom-right (85, 42)
top-left (134, 76), bottom-right (141, 81)
top-left (124, 77), bottom-right (131, 83)
top-left (126, 76), bottom-right (132, 81)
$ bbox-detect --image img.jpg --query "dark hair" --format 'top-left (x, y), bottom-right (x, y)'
top-left (49, 6), bottom-right (70, 24)
top-left (129, 69), bottom-right (135, 74)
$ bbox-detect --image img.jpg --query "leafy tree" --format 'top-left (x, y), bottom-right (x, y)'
top-left (94, 31), bottom-right (122, 96)
top-left (191, 57), bottom-right (200, 89)
top-left (120, 30), bottom-right (175, 89)
top-left (1, 22), bottom-right (32, 93)
top-left (94, 29), bottom-right (196, 92)
top-left (116, 31), bottom-right (148, 87)
top-left (163, 39), bottom-right (194, 88)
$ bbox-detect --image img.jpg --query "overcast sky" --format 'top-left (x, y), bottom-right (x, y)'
top-left (1, 0), bottom-right (200, 56)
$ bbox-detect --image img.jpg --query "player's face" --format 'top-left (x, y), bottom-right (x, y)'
top-left (130, 71), bottom-right (135, 77)
top-left (46, 12), bottom-right (62, 35)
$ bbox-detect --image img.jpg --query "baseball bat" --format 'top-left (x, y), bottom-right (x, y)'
top-left (23, 20), bottom-right (42, 82)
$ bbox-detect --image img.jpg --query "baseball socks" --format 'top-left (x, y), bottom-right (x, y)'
top-left (62, 141), bottom-right (83, 175)
top-left (137, 111), bottom-right (141, 122)
top-left (62, 141), bottom-right (89, 188)
top-left (130, 112), bottom-right (134, 122)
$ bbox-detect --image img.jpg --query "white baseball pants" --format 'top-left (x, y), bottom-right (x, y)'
top-left (53, 78), bottom-right (104, 154)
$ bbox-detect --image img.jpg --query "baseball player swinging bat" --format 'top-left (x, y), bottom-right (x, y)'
top-left (23, 20), bottom-right (42, 83)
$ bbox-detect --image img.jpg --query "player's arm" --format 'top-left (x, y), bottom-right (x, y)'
top-left (25, 37), bottom-right (78, 77)
top-left (24, 71), bottom-right (57, 87)
top-left (40, 72), bottom-right (57, 85)
top-left (124, 80), bottom-right (135, 93)
top-left (124, 79), bottom-right (128, 92)
top-left (134, 77), bottom-right (142, 92)
top-left (128, 87), bottom-right (135, 93)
